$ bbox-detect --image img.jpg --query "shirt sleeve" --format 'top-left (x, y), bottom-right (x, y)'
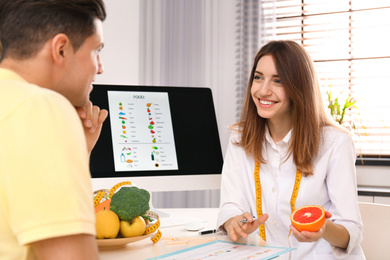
top-left (217, 131), bottom-right (253, 231)
top-left (325, 130), bottom-right (363, 256)
top-left (2, 91), bottom-right (95, 245)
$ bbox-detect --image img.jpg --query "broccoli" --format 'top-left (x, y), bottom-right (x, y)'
top-left (110, 186), bottom-right (150, 221)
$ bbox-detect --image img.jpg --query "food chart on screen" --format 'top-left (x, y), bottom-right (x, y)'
top-left (107, 90), bottom-right (178, 172)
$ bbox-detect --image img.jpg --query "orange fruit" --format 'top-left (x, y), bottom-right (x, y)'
top-left (291, 205), bottom-right (326, 232)
top-left (95, 199), bottom-right (111, 213)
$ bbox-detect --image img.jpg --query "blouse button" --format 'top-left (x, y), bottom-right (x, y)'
top-left (272, 187), bottom-right (276, 192)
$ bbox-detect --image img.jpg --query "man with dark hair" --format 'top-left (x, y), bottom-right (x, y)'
top-left (0, 1), bottom-right (108, 259)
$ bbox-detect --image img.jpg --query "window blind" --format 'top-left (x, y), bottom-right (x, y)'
top-left (235, 0), bottom-right (260, 120)
top-left (260, 0), bottom-right (390, 158)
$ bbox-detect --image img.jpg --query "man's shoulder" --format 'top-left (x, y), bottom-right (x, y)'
top-left (3, 79), bottom-right (65, 101)
top-left (0, 79), bottom-right (72, 122)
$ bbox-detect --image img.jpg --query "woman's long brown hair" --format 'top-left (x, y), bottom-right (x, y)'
top-left (235, 40), bottom-right (336, 176)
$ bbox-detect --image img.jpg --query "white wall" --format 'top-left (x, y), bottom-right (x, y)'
top-left (95, 0), bottom-right (140, 85)
top-left (95, 0), bottom-right (237, 155)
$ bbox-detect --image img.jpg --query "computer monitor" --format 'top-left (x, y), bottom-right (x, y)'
top-left (89, 84), bottom-right (223, 194)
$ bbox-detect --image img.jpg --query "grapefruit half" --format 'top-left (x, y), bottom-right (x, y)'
top-left (291, 205), bottom-right (326, 232)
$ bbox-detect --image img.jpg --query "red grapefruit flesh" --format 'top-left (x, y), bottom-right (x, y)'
top-left (291, 205), bottom-right (326, 232)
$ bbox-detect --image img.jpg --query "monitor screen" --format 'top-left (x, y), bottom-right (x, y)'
top-left (89, 85), bottom-right (223, 182)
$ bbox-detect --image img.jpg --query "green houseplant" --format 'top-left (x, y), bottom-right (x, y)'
top-left (326, 89), bottom-right (366, 162)
top-left (327, 90), bottom-right (356, 128)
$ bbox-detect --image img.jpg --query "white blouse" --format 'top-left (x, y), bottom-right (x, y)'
top-left (217, 126), bottom-right (365, 259)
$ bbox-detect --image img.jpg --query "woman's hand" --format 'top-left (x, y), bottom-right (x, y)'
top-left (289, 211), bottom-right (332, 243)
top-left (76, 101), bottom-right (108, 155)
top-left (224, 212), bottom-right (268, 241)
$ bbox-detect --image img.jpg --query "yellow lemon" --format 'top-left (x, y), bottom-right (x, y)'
top-left (95, 210), bottom-right (120, 239)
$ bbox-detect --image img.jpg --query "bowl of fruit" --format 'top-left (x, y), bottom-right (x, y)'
top-left (94, 182), bottom-right (160, 249)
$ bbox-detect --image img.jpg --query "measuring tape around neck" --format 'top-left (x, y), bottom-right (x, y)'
top-left (254, 162), bottom-right (302, 241)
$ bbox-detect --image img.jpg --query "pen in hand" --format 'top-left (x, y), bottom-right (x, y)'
top-left (240, 216), bottom-right (257, 223)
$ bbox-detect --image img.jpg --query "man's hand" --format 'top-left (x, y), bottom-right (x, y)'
top-left (76, 101), bottom-right (108, 154)
top-left (224, 212), bottom-right (268, 241)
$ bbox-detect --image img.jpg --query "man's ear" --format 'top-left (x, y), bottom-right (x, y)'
top-left (51, 33), bottom-right (72, 65)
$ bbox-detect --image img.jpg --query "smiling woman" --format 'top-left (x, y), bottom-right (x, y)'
top-left (237, 41), bottom-right (331, 175)
top-left (251, 55), bottom-right (291, 141)
top-left (217, 40), bottom-right (365, 259)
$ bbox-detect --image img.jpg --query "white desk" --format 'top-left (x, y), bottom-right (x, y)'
top-left (98, 208), bottom-right (267, 260)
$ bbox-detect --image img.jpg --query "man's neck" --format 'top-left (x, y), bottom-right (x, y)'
top-left (0, 56), bottom-right (54, 90)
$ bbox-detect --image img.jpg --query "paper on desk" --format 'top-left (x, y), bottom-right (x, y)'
top-left (147, 240), bottom-right (295, 260)
top-left (161, 236), bottom-right (216, 245)
top-left (159, 216), bottom-right (207, 228)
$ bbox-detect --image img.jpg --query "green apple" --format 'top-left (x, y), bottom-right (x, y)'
top-left (120, 216), bottom-right (146, 237)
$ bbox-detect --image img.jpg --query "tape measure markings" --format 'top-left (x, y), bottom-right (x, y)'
top-left (253, 162), bottom-right (266, 241)
top-left (93, 191), bottom-right (106, 207)
top-left (151, 229), bottom-right (162, 244)
top-left (108, 181), bottom-right (132, 199)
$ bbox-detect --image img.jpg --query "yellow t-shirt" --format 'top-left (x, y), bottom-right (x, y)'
top-left (0, 68), bottom-right (95, 260)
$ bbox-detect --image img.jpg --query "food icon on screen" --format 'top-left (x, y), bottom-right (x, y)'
top-left (120, 147), bottom-right (133, 164)
top-left (146, 102), bottom-right (158, 144)
top-left (152, 146), bottom-right (158, 150)
top-left (151, 150), bottom-right (160, 162)
top-left (155, 163), bottom-right (159, 167)
top-left (118, 102), bottom-right (128, 141)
